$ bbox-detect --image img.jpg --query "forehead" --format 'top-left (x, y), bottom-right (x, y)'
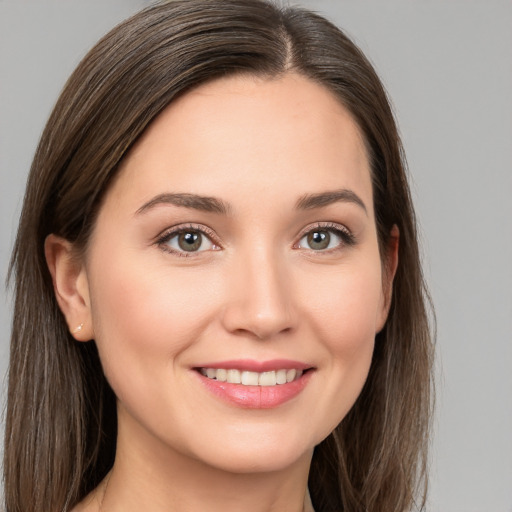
top-left (110, 73), bottom-right (373, 214)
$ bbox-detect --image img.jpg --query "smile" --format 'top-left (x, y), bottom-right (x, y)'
top-left (199, 368), bottom-right (304, 386)
top-left (194, 361), bottom-right (314, 409)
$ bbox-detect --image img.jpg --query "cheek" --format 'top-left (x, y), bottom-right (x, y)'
top-left (87, 251), bottom-right (222, 394)
top-left (298, 255), bottom-right (383, 433)
top-left (304, 256), bottom-right (384, 351)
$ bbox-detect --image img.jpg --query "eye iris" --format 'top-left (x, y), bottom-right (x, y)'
top-left (178, 231), bottom-right (202, 251)
top-left (307, 230), bottom-right (330, 250)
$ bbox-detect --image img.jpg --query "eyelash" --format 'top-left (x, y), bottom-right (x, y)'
top-left (155, 223), bottom-right (220, 257)
top-left (155, 222), bottom-right (355, 257)
top-left (295, 222), bottom-right (356, 253)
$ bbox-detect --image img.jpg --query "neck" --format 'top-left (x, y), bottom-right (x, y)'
top-left (98, 411), bottom-right (314, 512)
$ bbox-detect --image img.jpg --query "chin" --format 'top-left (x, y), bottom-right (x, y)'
top-left (180, 424), bottom-right (321, 475)
top-left (198, 445), bottom-right (313, 475)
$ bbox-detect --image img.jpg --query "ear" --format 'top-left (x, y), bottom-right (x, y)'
top-left (44, 234), bottom-right (94, 341)
top-left (376, 224), bottom-right (399, 333)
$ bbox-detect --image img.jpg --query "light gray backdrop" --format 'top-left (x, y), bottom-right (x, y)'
top-left (1, 1), bottom-right (511, 511)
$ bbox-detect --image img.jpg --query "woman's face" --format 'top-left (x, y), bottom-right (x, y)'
top-left (80, 73), bottom-right (392, 473)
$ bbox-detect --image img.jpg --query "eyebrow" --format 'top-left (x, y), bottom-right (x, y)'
top-left (295, 189), bottom-right (368, 215)
top-left (136, 193), bottom-right (231, 215)
top-left (136, 188), bottom-right (367, 216)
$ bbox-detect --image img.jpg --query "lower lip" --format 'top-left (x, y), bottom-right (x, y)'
top-left (195, 371), bottom-right (313, 409)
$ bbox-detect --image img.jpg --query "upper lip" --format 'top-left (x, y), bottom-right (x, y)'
top-left (193, 359), bottom-right (313, 372)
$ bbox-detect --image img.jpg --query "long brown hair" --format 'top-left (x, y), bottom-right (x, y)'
top-left (4, 1), bottom-right (434, 510)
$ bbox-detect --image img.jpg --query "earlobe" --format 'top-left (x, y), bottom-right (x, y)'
top-left (44, 234), bottom-right (94, 341)
top-left (376, 225), bottom-right (400, 332)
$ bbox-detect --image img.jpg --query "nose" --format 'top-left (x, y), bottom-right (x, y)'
top-left (221, 247), bottom-right (298, 340)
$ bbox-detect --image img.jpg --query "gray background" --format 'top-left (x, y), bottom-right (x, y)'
top-left (1, 1), bottom-right (511, 510)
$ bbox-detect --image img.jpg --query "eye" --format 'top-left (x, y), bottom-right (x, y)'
top-left (157, 225), bottom-right (219, 255)
top-left (296, 224), bottom-right (355, 252)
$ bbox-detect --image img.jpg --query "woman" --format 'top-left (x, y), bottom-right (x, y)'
top-left (4, 1), bottom-right (434, 511)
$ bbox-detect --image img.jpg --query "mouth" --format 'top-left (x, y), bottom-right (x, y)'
top-left (193, 361), bottom-right (314, 409)
top-left (197, 367), bottom-right (305, 386)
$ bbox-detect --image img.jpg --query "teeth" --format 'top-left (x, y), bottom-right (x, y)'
top-left (216, 368), bottom-right (227, 382)
top-left (200, 367), bottom-right (305, 385)
top-left (241, 371), bottom-right (259, 385)
top-left (276, 369), bottom-right (287, 384)
top-left (259, 371), bottom-right (276, 386)
top-left (226, 369), bottom-right (241, 384)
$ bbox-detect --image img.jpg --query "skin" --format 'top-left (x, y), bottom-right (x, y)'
top-left (46, 73), bottom-right (398, 512)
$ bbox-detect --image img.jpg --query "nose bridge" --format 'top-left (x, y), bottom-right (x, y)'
top-left (222, 242), bottom-right (296, 339)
